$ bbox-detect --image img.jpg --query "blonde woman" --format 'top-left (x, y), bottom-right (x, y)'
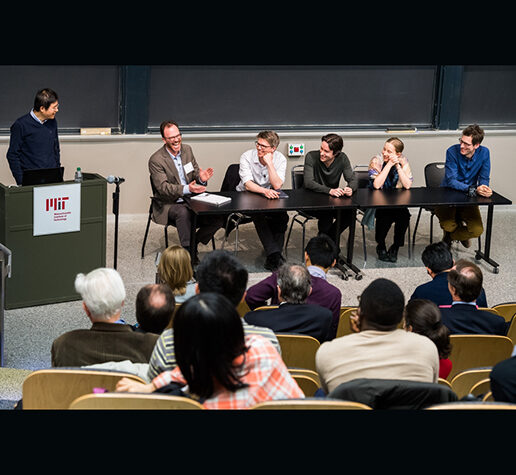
top-left (368, 137), bottom-right (413, 263)
top-left (157, 245), bottom-right (196, 303)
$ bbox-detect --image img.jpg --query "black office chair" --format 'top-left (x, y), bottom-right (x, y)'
top-left (355, 164), bottom-right (412, 267)
top-left (220, 163), bottom-right (253, 254)
top-left (141, 176), bottom-right (215, 259)
top-left (284, 165), bottom-right (317, 262)
top-left (141, 176), bottom-right (173, 259)
top-left (411, 162), bottom-right (481, 253)
top-left (411, 162), bottom-right (445, 252)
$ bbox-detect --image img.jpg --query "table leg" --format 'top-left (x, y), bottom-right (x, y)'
top-left (335, 208), bottom-right (363, 280)
top-left (475, 204), bottom-right (499, 273)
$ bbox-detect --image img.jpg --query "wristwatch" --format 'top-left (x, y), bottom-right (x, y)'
top-left (467, 186), bottom-right (477, 197)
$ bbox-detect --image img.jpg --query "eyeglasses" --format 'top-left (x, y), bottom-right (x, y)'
top-left (165, 133), bottom-right (182, 141)
top-left (255, 141), bottom-right (272, 150)
top-left (459, 138), bottom-right (473, 147)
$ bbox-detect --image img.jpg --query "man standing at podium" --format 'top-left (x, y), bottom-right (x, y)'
top-left (6, 88), bottom-right (61, 185)
top-left (148, 120), bottom-right (223, 264)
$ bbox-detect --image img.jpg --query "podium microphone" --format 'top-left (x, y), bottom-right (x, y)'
top-left (107, 174), bottom-right (125, 269)
top-left (107, 175), bottom-right (125, 184)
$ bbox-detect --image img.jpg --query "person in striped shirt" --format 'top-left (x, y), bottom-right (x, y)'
top-left (117, 293), bottom-right (303, 409)
top-left (147, 250), bottom-right (281, 380)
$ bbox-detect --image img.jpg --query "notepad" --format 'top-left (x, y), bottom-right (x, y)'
top-left (190, 193), bottom-right (231, 206)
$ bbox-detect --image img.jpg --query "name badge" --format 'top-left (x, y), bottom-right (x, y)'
top-left (183, 162), bottom-right (194, 174)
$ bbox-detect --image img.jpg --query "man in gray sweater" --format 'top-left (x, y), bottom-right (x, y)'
top-left (303, 134), bottom-right (357, 250)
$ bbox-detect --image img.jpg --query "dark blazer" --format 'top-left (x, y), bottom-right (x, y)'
top-left (148, 144), bottom-right (202, 225)
top-left (439, 303), bottom-right (508, 336)
top-left (243, 302), bottom-right (333, 343)
top-left (244, 271), bottom-right (342, 339)
top-left (51, 322), bottom-right (159, 367)
top-left (410, 271), bottom-right (488, 307)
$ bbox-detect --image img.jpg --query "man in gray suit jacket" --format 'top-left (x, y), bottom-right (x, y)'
top-left (148, 120), bottom-right (223, 261)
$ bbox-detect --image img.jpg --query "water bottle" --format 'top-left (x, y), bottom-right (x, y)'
top-left (74, 167), bottom-right (83, 182)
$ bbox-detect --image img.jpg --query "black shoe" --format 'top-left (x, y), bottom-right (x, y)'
top-left (264, 252), bottom-right (285, 271)
top-left (376, 245), bottom-right (390, 262)
top-left (387, 245), bottom-right (399, 263)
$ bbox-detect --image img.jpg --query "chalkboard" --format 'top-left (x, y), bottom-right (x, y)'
top-left (147, 65), bottom-right (439, 131)
top-left (0, 65), bottom-right (120, 132)
top-left (460, 65), bottom-right (516, 127)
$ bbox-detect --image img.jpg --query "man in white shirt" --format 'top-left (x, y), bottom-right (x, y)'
top-left (237, 130), bottom-right (289, 271)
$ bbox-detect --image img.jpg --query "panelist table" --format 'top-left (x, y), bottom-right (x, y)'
top-left (353, 187), bottom-right (512, 273)
top-left (185, 188), bottom-right (361, 279)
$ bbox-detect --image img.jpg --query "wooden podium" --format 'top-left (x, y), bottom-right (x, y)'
top-left (0, 173), bottom-right (107, 309)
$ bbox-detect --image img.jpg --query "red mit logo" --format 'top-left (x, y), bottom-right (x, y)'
top-left (46, 196), bottom-right (69, 211)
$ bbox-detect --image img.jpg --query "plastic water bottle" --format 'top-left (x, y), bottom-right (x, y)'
top-left (74, 167), bottom-right (83, 182)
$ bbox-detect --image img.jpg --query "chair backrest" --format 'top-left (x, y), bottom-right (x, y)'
top-left (447, 335), bottom-right (514, 380)
top-left (336, 307), bottom-right (357, 338)
top-left (426, 401), bottom-right (516, 410)
top-left (478, 307), bottom-right (501, 316)
top-left (424, 162), bottom-right (446, 187)
top-left (69, 392), bottom-right (205, 410)
top-left (221, 163), bottom-right (242, 192)
top-left (290, 374), bottom-right (321, 397)
top-left (469, 378), bottom-right (492, 399)
top-left (450, 368), bottom-right (493, 399)
top-left (506, 317), bottom-right (516, 345)
top-left (353, 165), bottom-right (370, 189)
top-left (250, 399), bottom-right (372, 410)
top-left (492, 302), bottom-right (516, 322)
top-left (328, 378), bottom-right (458, 410)
top-left (22, 368), bottom-right (147, 410)
top-left (276, 333), bottom-right (321, 371)
top-left (291, 165), bottom-right (305, 189)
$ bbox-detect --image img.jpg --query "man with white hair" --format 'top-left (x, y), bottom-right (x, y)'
top-left (51, 268), bottom-right (159, 367)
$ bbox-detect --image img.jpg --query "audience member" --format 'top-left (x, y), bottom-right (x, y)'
top-left (490, 356), bottom-right (516, 403)
top-left (157, 245), bottom-right (196, 303)
top-left (147, 250), bottom-right (281, 380)
top-left (404, 299), bottom-right (453, 379)
top-left (236, 130), bottom-right (288, 271)
top-left (368, 137), bottom-right (413, 262)
top-left (116, 293), bottom-right (304, 409)
top-left (315, 278), bottom-right (439, 394)
top-left (244, 264), bottom-right (333, 342)
top-left (133, 284), bottom-right (175, 334)
top-left (51, 268), bottom-right (158, 367)
top-left (245, 234), bottom-right (342, 338)
top-left (410, 241), bottom-right (488, 307)
top-left (440, 259), bottom-right (508, 335)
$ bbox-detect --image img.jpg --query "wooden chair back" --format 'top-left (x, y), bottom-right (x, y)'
top-left (492, 303), bottom-right (516, 321)
top-left (469, 378), bottom-right (492, 399)
top-left (276, 333), bottom-right (320, 371)
top-left (251, 399), bottom-right (372, 410)
top-left (506, 317), bottom-right (516, 345)
top-left (69, 392), bottom-right (205, 410)
top-left (336, 307), bottom-right (357, 338)
top-left (447, 335), bottom-right (513, 381)
top-left (290, 374), bottom-right (321, 397)
top-left (22, 368), bottom-right (147, 410)
top-left (450, 368), bottom-right (493, 399)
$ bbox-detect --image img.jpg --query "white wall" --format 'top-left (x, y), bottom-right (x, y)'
top-left (0, 128), bottom-right (513, 214)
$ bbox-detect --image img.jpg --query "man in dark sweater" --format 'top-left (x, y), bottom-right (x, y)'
top-left (303, 133), bottom-right (357, 249)
top-left (6, 88), bottom-right (61, 185)
top-left (244, 263), bottom-right (333, 343)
